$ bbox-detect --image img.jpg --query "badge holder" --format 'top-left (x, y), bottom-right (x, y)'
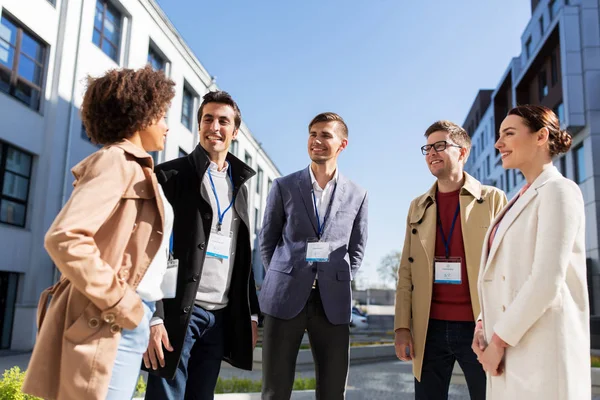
top-left (206, 229), bottom-right (233, 260)
top-left (433, 256), bottom-right (462, 285)
top-left (306, 238), bottom-right (331, 262)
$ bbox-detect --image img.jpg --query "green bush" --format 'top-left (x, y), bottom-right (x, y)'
top-left (292, 377), bottom-right (316, 391)
top-left (0, 367), bottom-right (42, 400)
top-left (134, 375), bottom-right (147, 397)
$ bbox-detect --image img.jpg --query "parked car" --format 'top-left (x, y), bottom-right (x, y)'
top-left (350, 308), bottom-right (369, 330)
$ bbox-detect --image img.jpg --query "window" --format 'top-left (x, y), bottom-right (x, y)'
top-left (549, 0), bottom-right (560, 20)
top-left (560, 155), bottom-right (567, 176)
top-left (93, 0), bottom-right (121, 62)
top-left (230, 139), bottom-right (238, 156)
top-left (486, 156), bottom-right (490, 177)
top-left (244, 151), bottom-right (252, 167)
top-left (553, 102), bottom-right (564, 124)
top-left (149, 151), bottom-right (159, 165)
top-left (0, 142), bottom-right (32, 227)
top-left (525, 37), bottom-right (532, 59)
top-left (551, 52), bottom-right (559, 86)
top-left (267, 178), bottom-right (273, 194)
top-left (574, 144), bottom-right (586, 184)
top-left (178, 148), bottom-right (187, 158)
top-left (539, 15), bottom-right (545, 35)
top-left (254, 207), bottom-right (260, 233)
top-left (538, 70), bottom-right (548, 100)
top-left (0, 15), bottom-right (46, 110)
top-left (256, 167), bottom-right (263, 194)
top-left (181, 85), bottom-right (194, 131)
top-left (505, 170), bottom-right (511, 192)
top-left (147, 45), bottom-right (166, 72)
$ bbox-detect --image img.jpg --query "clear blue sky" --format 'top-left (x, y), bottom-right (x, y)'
top-left (155, 0), bottom-right (531, 288)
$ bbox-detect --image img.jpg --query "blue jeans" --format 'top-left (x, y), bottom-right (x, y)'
top-left (415, 319), bottom-right (486, 400)
top-left (145, 305), bottom-right (225, 400)
top-left (106, 300), bottom-right (155, 400)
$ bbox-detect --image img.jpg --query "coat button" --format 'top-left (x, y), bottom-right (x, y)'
top-left (502, 305), bottom-right (506, 312)
top-left (477, 198), bottom-right (484, 203)
top-left (110, 324), bottom-right (121, 334)
top-left (118, 269), bottom-right (130, 281)
top-left (199, 242), bottom-right (205, 250)
top-left (132, 223), bottom-right (138, 232)
top-left (103, 313), bottom-right (116, 323)
top-left (502, 275), bottom-right (506, 281)
top-left (412, 228), bottom-right (417, 234)
top-left (204, 213), bottom-right (211, 220)
top-left (408, 257), bottom-right (414, 263)
top-left (192, 273), bottom-right (199, 282)
top-left (183, 306), bottom-right (191, 313)
top-left (88, 317), bottom-right (100, 329)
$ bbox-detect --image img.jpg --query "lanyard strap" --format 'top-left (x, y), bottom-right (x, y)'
top-left (207, 167), bottom-right (235, 232)
top-left (437, 203), bottom-right (460, 259)
top-left (312, 182), bottom-right (337, 239)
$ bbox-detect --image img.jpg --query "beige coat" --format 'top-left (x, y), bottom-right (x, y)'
top-left (394, 173), bottom-right (507, 380)
top-left (478, 166), bottom-right (590, 399)
top-left (22, 140), bottom-right (165, 400)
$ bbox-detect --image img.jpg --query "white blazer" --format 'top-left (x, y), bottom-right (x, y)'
top-left (478, 166), bottom-right (590, 399)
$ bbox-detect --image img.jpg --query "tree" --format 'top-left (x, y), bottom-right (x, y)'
top-left (377, 250), bottom-right (402, 287)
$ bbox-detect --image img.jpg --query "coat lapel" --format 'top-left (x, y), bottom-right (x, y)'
top-left (326, 174), bottom-right (346, 224)
top-left (483, 166), bottom-right (560, 272)
top-left (411, 187), bottom-right (437, 282)
top-left (298, 167), bottom-right (319, 235)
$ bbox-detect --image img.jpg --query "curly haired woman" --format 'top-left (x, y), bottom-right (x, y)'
top-left (22, 66), bottom-right (176, 400)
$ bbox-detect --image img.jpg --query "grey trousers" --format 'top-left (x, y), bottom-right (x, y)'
top-left (261, 288), bottom-right (350, 400)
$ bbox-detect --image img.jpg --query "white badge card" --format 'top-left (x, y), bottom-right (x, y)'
top-left (434, 257), bottom-right (462, 284)
top-left (306, 239), bottom-right (331, 262)
top-left (161, 259), bottom-right (179, 299)
top-left (206, 230), bottom-right (233, 259)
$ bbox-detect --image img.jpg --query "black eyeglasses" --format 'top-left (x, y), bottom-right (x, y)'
top-left (420, 140), bottom-right (462, 155)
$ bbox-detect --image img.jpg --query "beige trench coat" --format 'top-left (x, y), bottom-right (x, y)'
top-left (394, 173), bottom-right (507, 380)
top-left (22, 140), bottom-right (165, 400)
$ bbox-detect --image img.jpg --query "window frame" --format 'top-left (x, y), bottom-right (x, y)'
top-left (538, 69), bottom-right (548, 100)
top-left (0, 141), bottom-right (33, 228)
top-left (256, 167), bottom-right (263, 194)
top-left (92, 0), bottom-right (122, 63)
top-left (147, 42), bottom-right (167, 72)
top-left (0, 14), bottom-right (47, 111)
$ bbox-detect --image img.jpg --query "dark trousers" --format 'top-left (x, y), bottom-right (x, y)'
top-left (415, 319), bottom-right (486, 400)
top-left (145, 305), bottom-right (225, 400)
top-left (262, 288), bottom-right (350, 400)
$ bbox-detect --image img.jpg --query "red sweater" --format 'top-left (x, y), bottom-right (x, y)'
top-left (429, 189), bottom-right (474, 322)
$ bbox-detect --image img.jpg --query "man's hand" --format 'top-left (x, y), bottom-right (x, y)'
top-left (480, 341), bottom-right (505, 376)
top-left (251, 321), bottom-right (259, 349)
top-left (394, 328), bottom-right (415, 361)
top-left (143, 323), bottom-right (173, 370)
top-left (472, 322), bottom-right (487, 360)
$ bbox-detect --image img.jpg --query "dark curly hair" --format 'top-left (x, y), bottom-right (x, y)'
top-left (197, 91), bottom-right (242, 130)
top-left (81, 65), bottom-right (175, 144)
top-left (508, 105), bottom-right (572, 157)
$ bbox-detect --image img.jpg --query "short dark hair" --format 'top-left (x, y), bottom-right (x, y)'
top-left (81, 65), bottom-right (175, 144)
top-left (507, 105), bottom-right (572, 157)
top-left (309, 112), bottom-right (348, 138)
top-left (197, 91), bottom-right (242, 130)
top-left (424, 120), bottom-right (471, 149)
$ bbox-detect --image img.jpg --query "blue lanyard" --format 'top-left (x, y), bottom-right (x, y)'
top-left (437, 203), bottom-right (460, 259)
top-left (207, 166), bottom-right (235, 232)
top-left (312, 182), bottom-right (337, 238)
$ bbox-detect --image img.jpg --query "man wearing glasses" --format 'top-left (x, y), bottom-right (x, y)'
top-left (394, 120), bottom-right (507, 400)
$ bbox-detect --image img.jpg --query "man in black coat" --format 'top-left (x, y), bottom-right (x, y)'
top-left (143, 91), bottom-right (260, 399)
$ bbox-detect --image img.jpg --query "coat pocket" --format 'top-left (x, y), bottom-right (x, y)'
top-left (64, 301), bottom-right (103, 344)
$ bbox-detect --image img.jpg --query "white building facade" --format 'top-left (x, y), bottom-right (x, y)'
top-left (464, 0), bottom-right (600, 341)
top-left (0, 0), bottom-right (280, 350)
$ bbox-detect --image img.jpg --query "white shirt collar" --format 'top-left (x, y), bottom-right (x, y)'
top-left (209, 161), bottom-right (229, 173)
top-left (309, 165), bottom-right (339, 191)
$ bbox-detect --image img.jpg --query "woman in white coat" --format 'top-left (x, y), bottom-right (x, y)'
top-left (472, 105), bottom-right (590, 399)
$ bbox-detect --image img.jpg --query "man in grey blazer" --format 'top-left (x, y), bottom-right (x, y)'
top-left (259, 112), bottom-right (368, 399)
